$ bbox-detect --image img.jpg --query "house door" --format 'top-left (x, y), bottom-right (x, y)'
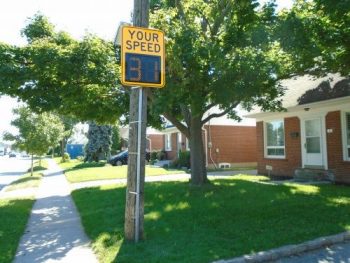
top-left (302, 117), bottom-right (325, 168)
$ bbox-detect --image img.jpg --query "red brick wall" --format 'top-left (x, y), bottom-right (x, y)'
top-left (326, 111), bottom-right (350, 183)
top-left (164, 127), bottom-right (256, 166)
top-left (204, 125), bottom-right (257, 165)
top-left (147, 134), bottom-right (164, 151)
top-left (257, 117), bottom-right (302, 178)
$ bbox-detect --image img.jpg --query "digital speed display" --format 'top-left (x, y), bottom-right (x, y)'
top-left (125, 53), bottom-right (161, 84)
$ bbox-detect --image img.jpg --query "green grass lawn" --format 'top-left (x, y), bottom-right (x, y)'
top-left (56, 159), bottom-right (185, 183)
top-left (5, 160), bottom-right (47, 192)
top-left (5, 172), bottom-right (43, 192)
top-left (54, 157), bottom-right (83, 170)
top-left (72, 175), bottom-right (350, 263)
top-left (0, 197), bottom-right (35, 263)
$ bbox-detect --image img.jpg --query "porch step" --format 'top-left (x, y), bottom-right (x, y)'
top-left (294, 168), bottom-right (334, 182)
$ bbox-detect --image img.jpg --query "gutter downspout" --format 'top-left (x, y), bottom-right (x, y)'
top-left (202, 126), bottom-right (208, 168)
top-left (207, 120), bottom-right (218, 169)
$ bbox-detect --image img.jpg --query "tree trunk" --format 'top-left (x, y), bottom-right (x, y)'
top-left (61, 139), bottom-right (65, 162)
top-left (189, 116), bottom-right (208, 185)
top-left (31, 154), bottom-right (34, 176)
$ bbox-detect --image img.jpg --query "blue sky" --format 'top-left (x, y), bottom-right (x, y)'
top-left (0, 0), bottom-right (293, 138)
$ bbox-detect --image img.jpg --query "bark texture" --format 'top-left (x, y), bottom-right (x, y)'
top-left (189, 116), bottom-right (207, 185)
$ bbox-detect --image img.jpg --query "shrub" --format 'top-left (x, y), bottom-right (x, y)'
top-left (150, 151), bottom-right (158, 161)
top-left (62, 152), bottom-right (70, 162)
top-left (76, 155), bottom-right (84, 161)
top-left (156, 150), bottom-right (166, 161)
top-left (149, 157), bottom-right (159, 165)
top-left (171, 151), bottom-right (190, 169)
top-left (179, 150), bottom-right (191, 168)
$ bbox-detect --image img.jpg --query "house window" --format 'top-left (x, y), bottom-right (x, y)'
top-left (185, 138), bottom-right (190, 150)
top-left (344, 112), bottom-right (350, 160)
top-left (165, 133), bottom-right (172, 151)
top-left (265, 120), bottom-right (285, 158)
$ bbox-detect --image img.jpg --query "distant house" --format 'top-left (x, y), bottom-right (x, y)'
top-left (247, 74), bottom-right (350, 183)
top-left (161, 112), bottom-right (257, 168)
top-left (119, 126), bottom-right (164, 152)
top-left (146, 128), bottom-right (164, 151)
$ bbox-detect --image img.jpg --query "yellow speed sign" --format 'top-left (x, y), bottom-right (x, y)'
top-left (121, 26), bottom-right (165, 88)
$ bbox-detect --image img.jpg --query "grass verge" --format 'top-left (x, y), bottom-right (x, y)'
top-left (29, 158), bottom-right (49, 172)
top-left (5, 161), bottom-right (47, 192)
top-left (5, 173), bottom-right (43, 192)
top-left (72, 175), bottom-right (350, 263)
top-left (0, 197), bottom-right (35, 263)
top-left (56, 159), bottom-right (185, 183)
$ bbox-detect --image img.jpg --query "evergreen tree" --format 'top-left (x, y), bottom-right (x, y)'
top-left (84, 122), bottom-right (112, 162)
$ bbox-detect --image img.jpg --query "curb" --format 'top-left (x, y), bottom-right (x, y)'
top-left (213, 231), bottom-right (350, 263)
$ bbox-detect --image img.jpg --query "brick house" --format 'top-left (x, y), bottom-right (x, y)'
top-left (119, 127), bottom-right (164, 151)
top-left (247, 74), bottom-right (350, 183)
top-left (162, 114), bottom-right (257, 168)
top-left (146, 128), bottom-right (164, 151)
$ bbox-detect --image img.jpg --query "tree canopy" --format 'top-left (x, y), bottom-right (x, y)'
top-left (84, 122), bottom-right (113, 162)
top-left (4, 106), bottom-right (64, 174)
top-left (0, 14), bottom-right (127, 123)
top-left (276, 0), bottom-right (350, 76)
top-left (146, 0), bottom-right (297, 184)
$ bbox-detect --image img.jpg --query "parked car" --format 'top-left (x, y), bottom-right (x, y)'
top-left (109, 150), bottom-right (150, 166)
top-left (9, 152), bottom-right (16, 158)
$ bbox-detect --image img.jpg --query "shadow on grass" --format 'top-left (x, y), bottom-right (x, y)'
top-left (72, 179), bottom-right (350, 263)
top-left (5, 173), bottom-right (42, 192)
top-left (0, 198), bottom-right (35, 263)
top-left (28, 166), bottom-right (47, 172)
top-left (8, 176), bottom-right (41, 186)
top-left (65, 161), bottom-right (107, 172)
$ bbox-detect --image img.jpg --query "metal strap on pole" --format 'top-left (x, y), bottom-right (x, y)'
top-left (135, 87), bottom-right (142, 242)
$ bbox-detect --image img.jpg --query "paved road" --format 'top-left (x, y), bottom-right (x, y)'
top-left (276, 241), bottom-right (350, 263)
top-left (0, 155), bottom-right (31, 191)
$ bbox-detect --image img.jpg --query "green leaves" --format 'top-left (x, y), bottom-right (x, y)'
top-left (276, 0), bottom-right (350, 76)
top-left (148, 0), bottom-right (290, 124)
top-left (5, 107), bottom-right (64, 156)
top-left (0, 14), bottom-right (125, 123)
top-left (21, 14), bottom-right (55, 43)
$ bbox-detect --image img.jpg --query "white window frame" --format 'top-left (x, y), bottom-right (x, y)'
top-left (165, 133), bottom-right (172, 151)
top-left (264, 119), bottom-right (285, 159)
top-left (341, 111), bottom-right (350, 161)
top-left (177, 133), bottom-right (182, 147)
top-left (185, 138), bottom-right (190, 150)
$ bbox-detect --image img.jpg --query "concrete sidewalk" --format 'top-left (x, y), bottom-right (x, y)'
top-left (14, 159), bottom-right (98, 263)
top-left (276, 241), bottom-right (350, 263)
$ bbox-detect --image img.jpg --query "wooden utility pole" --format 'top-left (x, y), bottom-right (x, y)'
top-left (124, 0), bottom-right (149, 242)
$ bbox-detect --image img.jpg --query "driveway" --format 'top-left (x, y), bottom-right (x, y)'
top-left (0, 155), bottom-right (31, 191)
